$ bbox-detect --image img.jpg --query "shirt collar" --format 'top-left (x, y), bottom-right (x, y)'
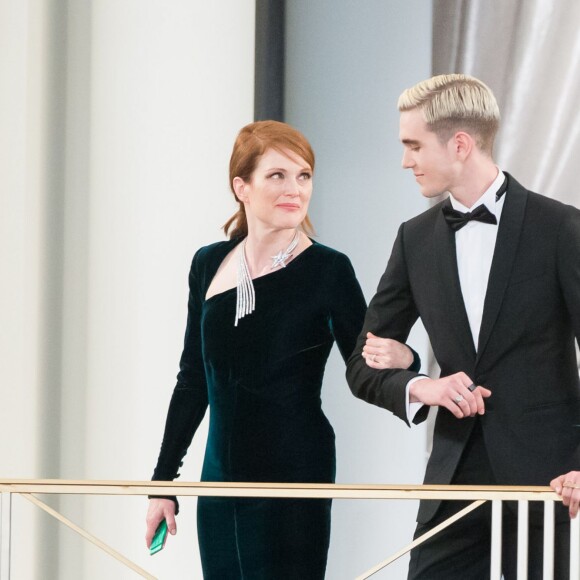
top-left (449, 169), bottom-right (506, 217)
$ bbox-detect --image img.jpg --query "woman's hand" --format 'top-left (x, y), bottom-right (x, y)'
top-left (145, 498), bottom-right (177, 548)
top-left (362, 332), bottom-right (414, 369)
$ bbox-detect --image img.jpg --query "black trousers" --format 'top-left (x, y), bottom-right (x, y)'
top-left (408, 420), bottom-right (571, 580)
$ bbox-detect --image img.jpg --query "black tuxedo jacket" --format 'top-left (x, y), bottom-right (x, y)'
top-left (346, 174), bottom-right (580, 523)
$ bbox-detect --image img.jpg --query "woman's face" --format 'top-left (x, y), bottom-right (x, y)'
top-left (234, 148), bottom-right (313, 232)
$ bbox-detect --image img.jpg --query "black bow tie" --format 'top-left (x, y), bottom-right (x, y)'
top-left (442, 204), bottom-right (497, 231)
top-left (442, 175), bottom-right (508, 231)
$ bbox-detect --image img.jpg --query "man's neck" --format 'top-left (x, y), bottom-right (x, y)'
top-left (449, 162), bottom-right (499, 209)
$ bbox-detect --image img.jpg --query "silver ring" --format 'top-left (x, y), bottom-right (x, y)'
top-left (454, 395), bottom-right (464, 404)
top-left (467, 383), bottom-right (476, 392)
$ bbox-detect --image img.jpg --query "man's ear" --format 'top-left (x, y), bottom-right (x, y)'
top-left (233, 177), bottom-right (248, 203)
top-left (453, 131), bottom-right (475, 160)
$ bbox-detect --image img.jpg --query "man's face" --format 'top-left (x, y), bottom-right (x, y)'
top-left (399, 109), bottom-right (458, 198)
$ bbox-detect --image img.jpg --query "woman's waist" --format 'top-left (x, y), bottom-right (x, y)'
top-left (201, 450), bottom-right (336, 484)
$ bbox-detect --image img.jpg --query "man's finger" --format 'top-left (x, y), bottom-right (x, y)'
top-left (550, 475), bottom-right (565, 495)
top-left (474, 392), bottom-right (486, 415)
top-left (447, 404), bottom-right (465, 419)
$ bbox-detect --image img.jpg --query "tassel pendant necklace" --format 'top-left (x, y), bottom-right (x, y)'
top-left (235, 231), bottom-right (300, 326)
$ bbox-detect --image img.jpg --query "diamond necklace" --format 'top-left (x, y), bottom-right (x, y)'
top-left (235, 231), bottom-right (300, 326)
top-left (270, 230), bottom-right (300, 269)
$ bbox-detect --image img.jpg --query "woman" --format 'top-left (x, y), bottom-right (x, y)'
top-left (146, 120), bottom-right (419, 579)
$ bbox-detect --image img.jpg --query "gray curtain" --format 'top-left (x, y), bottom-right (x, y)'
top-left (433, 0), bottom-right (580, 369)
top-left (434, 0), bottom-right (580, 205)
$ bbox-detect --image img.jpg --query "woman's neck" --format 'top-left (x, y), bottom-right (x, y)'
top-left (243, 228), bottom-right (300, 277)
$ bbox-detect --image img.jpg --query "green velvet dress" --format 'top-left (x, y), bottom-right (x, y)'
top-left (152, 238), bottom-right (368, 579)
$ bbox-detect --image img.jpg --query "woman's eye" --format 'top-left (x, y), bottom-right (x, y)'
top-left (299, 172), bottom-right (312, 180)
top-left (269, 172), bottom-right (283, 179)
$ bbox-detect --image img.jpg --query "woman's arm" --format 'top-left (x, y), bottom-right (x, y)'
top-left (147, 250), bottom-right (209, 542)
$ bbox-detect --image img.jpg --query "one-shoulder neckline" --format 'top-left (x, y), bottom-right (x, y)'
top-left (204, 240), bottom-right (318, 304)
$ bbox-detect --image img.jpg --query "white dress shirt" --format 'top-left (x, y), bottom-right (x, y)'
top-left (405, 169), bottom-right (506, 421)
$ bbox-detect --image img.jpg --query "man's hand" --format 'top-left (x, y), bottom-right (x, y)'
top-left (550, 471), bottom-right (580, 518)
top-left (409, 372), bottom-right (492, 419)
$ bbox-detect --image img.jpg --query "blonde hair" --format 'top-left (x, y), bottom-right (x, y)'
top-left (398, 74), bottom-right (500, 154)
top-left (223, 120), bottom-right (315, 239)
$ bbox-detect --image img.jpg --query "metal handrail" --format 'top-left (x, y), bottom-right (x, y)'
top-left (0, 478), bottom-right (561, 499)
top-left (0, 479), bottom-right (575, 579)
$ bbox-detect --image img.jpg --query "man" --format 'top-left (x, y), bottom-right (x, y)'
top-left (346, 74), bottom-right (580, 579)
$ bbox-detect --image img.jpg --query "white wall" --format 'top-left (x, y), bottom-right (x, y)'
top-left (286, 2), bottom-right (432, 578)
top-left (2, 1), bottom-right (433, 577)
top-left (0, 1), bottom-right (255, 578)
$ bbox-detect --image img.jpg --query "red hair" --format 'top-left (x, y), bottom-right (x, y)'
top-left (223, 120), bottom-right (316, 238)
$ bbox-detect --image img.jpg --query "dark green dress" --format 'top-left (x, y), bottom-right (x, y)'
top-left (152, 239), bottom-right (367, 579)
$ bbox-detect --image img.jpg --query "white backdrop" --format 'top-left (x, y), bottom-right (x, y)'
top-left (1, 1), bottom-right (254, 578)
top-left (285, 2), bottom-right (432, 578)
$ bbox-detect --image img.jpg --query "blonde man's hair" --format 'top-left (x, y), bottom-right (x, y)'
top-left (398, 74), bottom-right (500, 154)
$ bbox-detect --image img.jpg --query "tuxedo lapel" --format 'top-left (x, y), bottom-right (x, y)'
top-left (435, 199), bottom-right (477, 359)
top-left (476, 177), bottom-right (528, 363)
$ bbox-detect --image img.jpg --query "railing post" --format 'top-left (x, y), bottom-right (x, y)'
top-left (570, 513), bottom-right (579, 580)
top-left (490, 500), bottom-right (503, 579)
top-left (543, 500), bottom-right (555, 580)
top-left (0, 492), bottom-right (11, 580)
top-left (517, 500), bottom-right (528, 579)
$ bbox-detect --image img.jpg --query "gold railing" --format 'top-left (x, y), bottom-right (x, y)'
top-left (0, 479), bottom-right (577, 579)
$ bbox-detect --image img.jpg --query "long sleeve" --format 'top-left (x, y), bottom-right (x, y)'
top-left (327, 253), bottom-right (368, 362)
top-left (152, 250), bottom-right (209, 482)
top-left (346, 224), bottom-right (423, 426)
top-left (557, 206), bottom-right (580, 345)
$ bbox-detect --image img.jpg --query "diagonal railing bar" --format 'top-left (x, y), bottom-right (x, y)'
top-left (19, 494), bottom-right (156, 580)
top-left (356, 499), bottom-right (486, 579)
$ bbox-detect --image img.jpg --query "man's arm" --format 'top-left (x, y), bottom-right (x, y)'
top-left (346, 224), bottom-right (422, 426)
top-left (550, 206), bottom-right (580, 516)
top-left (557, 207), bottom-right (580, 346)
top-left (346, 223), bottom-right (492, 425)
